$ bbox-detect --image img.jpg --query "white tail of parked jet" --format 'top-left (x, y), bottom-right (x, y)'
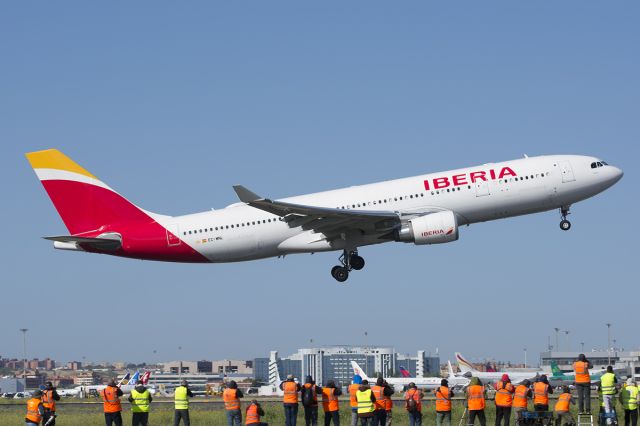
top-left (350, 360), bottom-right (371, 382)
top-left (455, 352), bottom-right (477, 373)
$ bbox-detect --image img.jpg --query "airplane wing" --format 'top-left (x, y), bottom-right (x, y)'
top-left (233, 185), bottom-right (403, 241)
top-left (44, 235), bottom-right (122, 251)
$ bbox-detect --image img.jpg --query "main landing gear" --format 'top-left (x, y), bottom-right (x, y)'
top-left (559, 206), bottom-right (571, 231)
top-left (330, 249), bottom-right (365, 282)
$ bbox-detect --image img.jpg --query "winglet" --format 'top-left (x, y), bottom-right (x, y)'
top-left (233, 185), bottom-right (263, 203)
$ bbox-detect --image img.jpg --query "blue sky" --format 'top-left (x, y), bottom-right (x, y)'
top-left (1, 2), bottom-right (638, 366)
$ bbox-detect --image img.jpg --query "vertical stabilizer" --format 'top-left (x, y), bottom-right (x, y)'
top-left (455, 352), bottom-right (477, 373)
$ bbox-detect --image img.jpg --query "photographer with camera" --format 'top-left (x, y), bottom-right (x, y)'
top-left (174, 379), bottom-right (194, 426)
top-left (42, 381), bottom-right (60, 425)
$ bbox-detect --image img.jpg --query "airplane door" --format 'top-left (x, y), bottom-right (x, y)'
top-left (559, 160), bottom-right (576, 183)
top-left (166, 224), bottom-right (181, 246)
top-left (475, 180), bottom-right (490, 197)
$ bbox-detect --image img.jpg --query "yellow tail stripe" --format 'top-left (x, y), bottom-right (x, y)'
top-left (25, 149), bottom-right (97, 180)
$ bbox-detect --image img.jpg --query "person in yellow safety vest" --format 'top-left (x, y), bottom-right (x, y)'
top-left (174, 379), bottom-right (194, 426)
top-left (224, 380), bottom-right (245, 426)
top-left (245, 400), bottom-right (267, 426)
top-left (357, 379), bottom-right (377, 426)
top-left (619, 378), bottom-right (639, 426)
top-left (466, 377), bottom-right (487, 426)
top-left (25, 389), bottom-right (45, 426)
top-left (554, 386), bottom-right (575, 426)
top-left (322, 380), bottom-right (343, 426)
top-left (349, 375), bottom-right (364, 426)
top-left (405, 382), bottom-right (424, 426)
top-left (494, 374), bottom-right (515, 426)
top-left (435, 379), bottom-right (455, 426)
top-left (574, 354), bottom-right (594, 414)
top-left (533, 375), bottom-right (553, 412)
top-left (601, 366), bottom-right (619, 425)
top-left (129, 381), bottom-right (153, 426)
top-left (41, 381), bottom-right (60, 426)
top-left (372, 377), bottom-right (394, 426)
top-left (280, 374), bottom-right (302, 426)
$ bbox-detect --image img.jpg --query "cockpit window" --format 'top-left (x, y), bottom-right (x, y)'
top-left (601, 161), bottom-right (608, 165)
top-left (591, 161), bottom-right (608, 169)
top-left (597, 162), bottom-right (603, 167)
top-left (591, 162), bottom-right (597, 169)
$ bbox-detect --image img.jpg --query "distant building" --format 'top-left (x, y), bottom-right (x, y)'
top-left (67, 361), bottom-right (82, 371)
top-left (74, 372), bottom-right (100, 386)
top-left (254, 346), bottom-right (440, 388)
top-left (212, 359), bottom-right (253, 375)
top-left (0, 378), bottom-right (25, 393)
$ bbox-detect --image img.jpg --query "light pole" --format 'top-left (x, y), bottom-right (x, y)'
top-left (564, 330), bottom-right (570, 351)
top-left (606, 323), bottom-right (612, 365)
top-left (554, 328), bottom-right (560, 351)
top-left (524, 348), bottom-right (527, 368)
top-left (178, 346), bottom-right (183, 380)
top-left (580, 342), bottom-right (585, 352)
top-left (19, 328), bottom-right (28, 381)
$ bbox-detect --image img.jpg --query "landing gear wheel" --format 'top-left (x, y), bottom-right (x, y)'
top-left (350, 255), bottom-right (365, 271)
top-left (331, 266), bottom-right (349, 282)
top-left (560, 219), bottom-right (571, 231)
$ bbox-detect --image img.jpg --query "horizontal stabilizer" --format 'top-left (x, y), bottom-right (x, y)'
top-left (44, 235), bottom-right (122, 252)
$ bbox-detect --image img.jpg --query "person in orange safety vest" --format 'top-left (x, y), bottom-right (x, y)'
top-left (280, 374), bottom-right (302, 426)
top-left (321, 380), bottom-right (342, 426)
top-left (25, 390), bottom-right (45, 426)
top-left (466, 377), bottom-right (487, 426)
top-left (245, 400), bottom-right (267, 426)
top-left (533, 376), bottom-right (553, 412)
top-left (494, 374), bottom-right (515, 426)
top-left (41, 381), bottom-right (61, 425)
top-left (101, 379), bottom-right (124, 426)
top-left (223, 380), bottom-right (244, 426)
top-left (434, 379), bottom-right (454, 426)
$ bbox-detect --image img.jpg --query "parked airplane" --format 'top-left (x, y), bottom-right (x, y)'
top-left (351, 360), bottom-right (469, 391)
top-left (455, 352), bottom-right (541, 385)
top-left (26, 149), bottom-right (622, 281)
top-left (80, 370), bottom-right (155, 395)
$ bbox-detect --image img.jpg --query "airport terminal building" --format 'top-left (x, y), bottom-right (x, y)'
top-left (254, 346), bottom-right (440, 387)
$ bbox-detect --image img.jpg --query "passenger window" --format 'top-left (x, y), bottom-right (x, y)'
top-left (231, 225), bottom-right (234, 228)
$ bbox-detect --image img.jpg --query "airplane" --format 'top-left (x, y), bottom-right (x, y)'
top-left (257, 351), bottom-right (284, 397)
top-left (26, 149), bottom-right (623, 282)
top-left (80, 370), bottom-right (156, 395)
top-left (454, 352), bottom-right (541, 385)
top-left (351, 360), bottom-right (469, 391)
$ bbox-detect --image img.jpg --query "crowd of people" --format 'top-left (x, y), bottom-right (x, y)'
top-left (22, 354), bottom-right (640, 426)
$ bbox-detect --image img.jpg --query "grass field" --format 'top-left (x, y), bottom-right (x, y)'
top-left (0, 397), bottom-right (611, 426)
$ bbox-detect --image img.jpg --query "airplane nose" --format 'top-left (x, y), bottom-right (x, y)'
top-left (612, 166), bottom-right (624, 182)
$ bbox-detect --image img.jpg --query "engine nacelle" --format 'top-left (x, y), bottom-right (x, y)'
top-left (395, 211), bottom-right (459, 245)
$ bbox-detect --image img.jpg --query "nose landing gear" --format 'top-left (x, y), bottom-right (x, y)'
top-left (559, 206), bottom-right (571, 231)
top-left (330, 250), bottom-right (365, 282)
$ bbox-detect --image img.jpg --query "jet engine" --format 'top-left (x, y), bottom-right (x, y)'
top-left (395, 211), bottom-right (459, 245)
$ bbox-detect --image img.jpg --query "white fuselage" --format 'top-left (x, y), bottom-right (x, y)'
top-left (165, 155), bottom-right (622, 262)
